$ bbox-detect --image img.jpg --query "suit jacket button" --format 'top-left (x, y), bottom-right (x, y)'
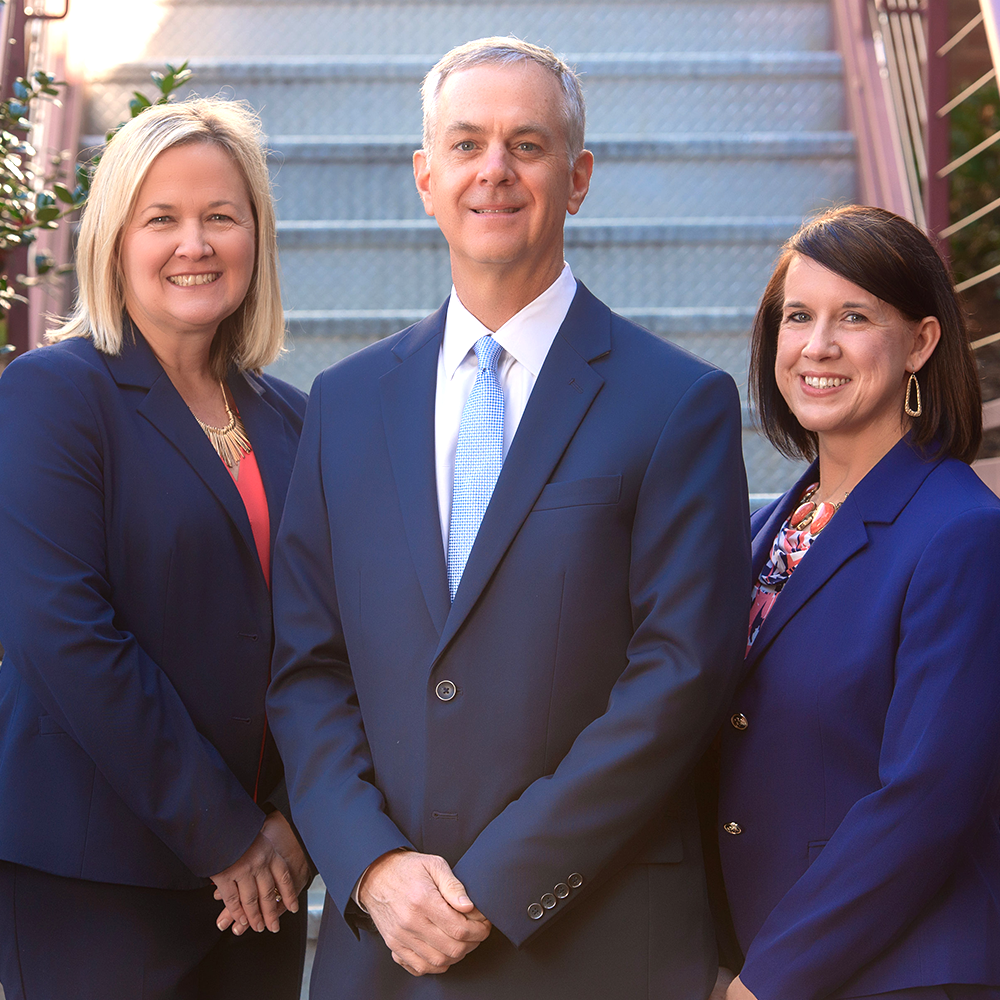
top-left (435, 680), bottom-right (456, 702)
top-left (554, 882), bottom-right (570, 899)
top-left (527, 902), bottom-right (544, 920)
top-left (567, 872), bottom-right (583, 889)
top-left (724, 822), bottom-right (742, 835)
top-left (540, 893), bottom-right (557, 909)
top-left (730, 713), bottom-right (748, 730)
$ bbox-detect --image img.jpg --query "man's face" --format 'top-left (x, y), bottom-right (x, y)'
top-left (413, 60), bottom-right (592, 281)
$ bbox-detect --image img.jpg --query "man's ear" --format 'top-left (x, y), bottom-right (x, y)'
top-left (567, 149), bottom-right (594, 216)
top-left (413, 150), bottom-right (435, 217)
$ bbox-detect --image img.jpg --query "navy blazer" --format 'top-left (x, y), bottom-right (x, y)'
top-left (268, 283), bottom-right (752, 1000)
top-left (0, 332), bottom-right (306, 890)
top-left (719, 437), bottom-right (1000, 999)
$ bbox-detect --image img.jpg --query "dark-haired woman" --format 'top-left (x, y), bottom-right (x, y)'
top-left (720, 205), bottom-right (1000, 1000)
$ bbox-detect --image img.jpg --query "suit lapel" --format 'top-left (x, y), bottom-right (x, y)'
top-left (744, 436), bottom-right (944, 671)
top-left (743, 496), bottom-right (869, 671)
top-left (230, 370), bottom-right (298, 556)
top-left (380, 305), bottom-right (452, 635)
top-left (106, 326), bottom-right (260, 571)
top-left (432, 283), bottom-right (609, 665)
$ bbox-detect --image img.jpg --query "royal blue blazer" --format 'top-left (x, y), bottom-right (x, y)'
top-left (267, 283), bottom-right (752, 1000)
top-left (0, 331), bottom-right (306, 889)
top-left (719, 437), bottom-right (1000, 999)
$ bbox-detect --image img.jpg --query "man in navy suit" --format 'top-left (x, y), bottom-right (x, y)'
top-left (268, 37), bottom-right (751, 999)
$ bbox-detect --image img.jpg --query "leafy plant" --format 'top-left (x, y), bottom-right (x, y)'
top-left (0, 60), bottom-right (192, 352)
top-left (949, 81), bottom-right (1000, 291)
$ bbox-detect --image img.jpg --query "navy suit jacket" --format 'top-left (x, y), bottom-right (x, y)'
top-left (268, 283), bottom-right (752, 999)
top-left (0, 332), bottom-right (306, 889)
top-left (719, 437), bottom-right (1000, 999)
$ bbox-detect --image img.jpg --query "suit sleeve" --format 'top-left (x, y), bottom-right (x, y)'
top-left (266, 375), bottom-right (413, 924)
top-left (739, 504), bottom-right (1000, 1000)
top-left (0, 353), bottom-right (264, 877)
top-left (453, 368), bottom-right (752, 946)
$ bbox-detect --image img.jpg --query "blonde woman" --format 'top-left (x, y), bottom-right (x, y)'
top-left (0, 99), bottom-right (310, 999)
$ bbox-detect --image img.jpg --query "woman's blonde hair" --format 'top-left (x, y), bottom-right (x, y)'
top-left (49, 98), bottom-right (284, 376)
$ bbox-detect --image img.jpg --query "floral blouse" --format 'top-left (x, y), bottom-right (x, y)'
top-left (746, 484), bottom-right (826, 656)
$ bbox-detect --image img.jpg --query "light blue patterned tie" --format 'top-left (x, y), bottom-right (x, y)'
top-left (447, 335), bottom-right (504, 602)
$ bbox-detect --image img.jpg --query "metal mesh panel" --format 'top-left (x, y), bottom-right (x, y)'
top-left (73, 0), bottom-right (854, 495)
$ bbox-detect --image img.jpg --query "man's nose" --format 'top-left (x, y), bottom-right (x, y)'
top-left (478, 144), bottom-right (514, 184)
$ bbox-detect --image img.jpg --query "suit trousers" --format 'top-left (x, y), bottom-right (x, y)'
top-left (0, 861), bottom-right (306, 1000)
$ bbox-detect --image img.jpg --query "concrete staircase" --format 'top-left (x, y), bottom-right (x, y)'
top-left (83, 0), bottom-right (857, 497)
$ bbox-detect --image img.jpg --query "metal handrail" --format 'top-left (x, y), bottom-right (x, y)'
top-left (935, 1), bottom-right (1000, 348)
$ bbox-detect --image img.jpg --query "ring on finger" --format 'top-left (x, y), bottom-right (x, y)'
top-left (271, 887), bottom-right (282, 904)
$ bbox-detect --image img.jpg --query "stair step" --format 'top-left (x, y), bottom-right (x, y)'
top-left (274, 217), bottom-right (794, 312)
top-left (261, 132), bottom-right (856, 220)
top-left (79, 130), bottom-right (856, 221)
top-left (283, 305), bottom-right (757, 338)
top-left (275, 216), bottom-right (802, 245)
top-left (85, 52), bottom-right (845, 136)
top-left (137, 1), bottom-right (832, 60)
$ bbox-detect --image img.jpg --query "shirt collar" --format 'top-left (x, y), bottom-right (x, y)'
top-left (442, 263), bottom-right (577, 380)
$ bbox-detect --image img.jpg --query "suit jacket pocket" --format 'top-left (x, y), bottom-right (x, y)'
top-left (807, 840), bottom-right (828, 864)
top-left (38, 714), bottom-right (68, 736)
top-left (532, 474), bottom-right (622, 511)
top-left (631, 826), bottom-right (685, 864)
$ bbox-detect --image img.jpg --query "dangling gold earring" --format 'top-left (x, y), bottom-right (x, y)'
top-left (904, 371), bottom-right (922, 418)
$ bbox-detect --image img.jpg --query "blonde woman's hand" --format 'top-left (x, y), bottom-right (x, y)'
top-left (211, 812), bottom-right (308, 934)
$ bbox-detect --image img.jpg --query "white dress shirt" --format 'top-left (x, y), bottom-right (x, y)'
top-left (435, 262), bottom-right (578, 551)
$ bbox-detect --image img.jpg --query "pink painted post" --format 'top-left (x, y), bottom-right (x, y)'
top-left (831, 0), bottom-right (916, 219)
top-left (924, 0), bottom-right (951, 246)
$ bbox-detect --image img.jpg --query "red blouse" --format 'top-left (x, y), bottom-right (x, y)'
top-left (227, 449), bottom-right (270, 588)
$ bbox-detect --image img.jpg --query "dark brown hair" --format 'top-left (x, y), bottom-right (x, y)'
top-left (750, 205), bottom-right (982, 463)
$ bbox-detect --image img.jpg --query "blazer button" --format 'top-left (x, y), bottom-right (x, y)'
top-left (731, 713), bottom-right (748, 730)
top-left (540, 893), bottom-right (557, 909)
top-left (435, 680), bottom-right (457, 702)
top-left (723, 822), bottom-right (743, 835)
top-left (567, 872), bottom-right (583, 889)
top-left (553, 882), bottom-right (570, 899)
top-left (527, 902), bottom-right (544, 920)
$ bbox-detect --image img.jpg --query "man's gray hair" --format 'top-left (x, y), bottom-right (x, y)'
top-left (420, 37), bottom-right (586, 164)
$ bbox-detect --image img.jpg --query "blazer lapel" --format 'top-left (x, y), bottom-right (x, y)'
top-left (229, 370), bottom-right (298, 556)
top-left (744, 497), bottom-right (869, 671)
top-left (380, 304), bottom-right (452, 636)
top-left (106, 327), bottom-right (260, 570)
top-left (744, 436), bottom-right (944, 671)
top-left (433, 282), bottom-right (609, 665)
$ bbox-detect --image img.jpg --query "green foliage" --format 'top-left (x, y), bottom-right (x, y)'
top-left (0, 69), bottom-right (79, 297)
top-left (949, 81), bottom-right (1000, 290)
top-left (0, 61), bottom-right (192, 351)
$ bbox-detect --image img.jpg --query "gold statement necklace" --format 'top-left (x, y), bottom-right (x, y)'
top-left (789, 482), bottom-right (849, 535)
top-left (195, 381), bottom-right (252, 469)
